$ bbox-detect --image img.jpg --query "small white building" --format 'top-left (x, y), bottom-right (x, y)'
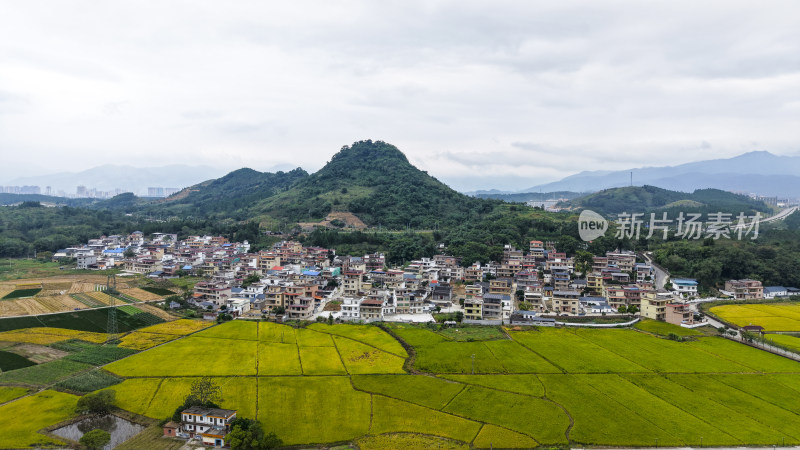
top-left (763, 286), bottom-right (788, 299)
top-left (340, 297), bottom-right (362, 320)
top-left (76, 254), bottom-right (97, 270)
top-left (226, 297), bottom-right (251, 315)
top-left (671, 278), bottom-right (698, 298)
top-left (180, 406), bottom-right (237, 447)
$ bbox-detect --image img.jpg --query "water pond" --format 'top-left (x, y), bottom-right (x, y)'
top-left (52, 414), bottom-right (146, 449)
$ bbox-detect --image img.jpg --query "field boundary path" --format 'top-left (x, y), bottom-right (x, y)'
top-left (725, 334), bottom-right (800, 363)
top-left (555, 317), bottom-right (640, 328)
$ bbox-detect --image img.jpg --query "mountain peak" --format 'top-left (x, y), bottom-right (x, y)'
top-left (329, 140), bottom-right (410, 166)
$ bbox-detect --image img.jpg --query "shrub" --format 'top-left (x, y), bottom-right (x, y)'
top-left (76, 390), bottom-right (116, 414)
top-left (80, 429), bottom-right (111, 450)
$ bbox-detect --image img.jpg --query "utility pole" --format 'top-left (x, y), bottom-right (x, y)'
top-left (106, 274), bottom-right (118, 341)
top-left (471, 353), bottom-right (476, 374)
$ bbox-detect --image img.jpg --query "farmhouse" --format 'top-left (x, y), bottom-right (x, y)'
top-left (671, 278), bottom-right (698, 298)
top-left (179, 406), bottom-right (237, 447)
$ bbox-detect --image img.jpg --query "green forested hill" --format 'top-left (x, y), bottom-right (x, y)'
top-left (564, 185), bottom-right (771, 217)
top-left (139, 167), bottom-right (309, 219)
top-left (251, 140), bottom-right (495, 228)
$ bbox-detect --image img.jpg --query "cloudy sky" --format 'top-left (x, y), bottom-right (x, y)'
top-left (1, 1), bottom-right (799, 191)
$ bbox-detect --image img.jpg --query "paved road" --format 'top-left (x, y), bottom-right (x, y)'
top-left (642, 252), bottom-right (669, 290)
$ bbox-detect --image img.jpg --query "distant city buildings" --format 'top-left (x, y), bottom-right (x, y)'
top-left (1, 185), bottom-right (41, 195)
top-left (147, 187), bottom-right (180, 198)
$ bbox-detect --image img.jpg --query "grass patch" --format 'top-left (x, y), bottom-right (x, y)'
top-left (106, 336), bottom-right (257, 377)
top-left (371, 395), bottom-right (482, 443)
top-left (0, 390), bottom-right (78, 448)
top-left (258, 321), bottom-right (297, 344)
top-left (389, 324), bottom-right (449, 347)
top-left (117, 331), bottom-right (177, 350)
top-left (64, 345), bottom-right (137, 365)
top-left (356, 433), bottom-right (468, 450)
top-left (711, 303), bottom-right (800, 331)
top-left (148, 377), bottom-right (257, 420)
top-left (333, 336), bottom-right (405, 374)
top-left (0, 327), bottom-right (108, 345)
top-left (2, 288), bottom-right (42, 299)
top-left (351, 375), bottom-right (464, 410)
top-left (108, 378), bottom-right (162, 417)
top-left (258, 343), bottom-right (302, 375)
top-left (299, 347), bottom-right (347, 375)
top-left (0, 359), bottom-right (91, 385)
top-left (688, 336), bottom-right (800, 372)
top-left (634, 319), bottom-right (704, 337)
top-left (296, 328), bottom-right (334, 347)
top-left (439, 374), bottom-right (545, 397)
top-left (0, 350), bottom-right (36, 371)
top-left (576, 329), bottom-right (752, 373)
top-left (0, 308), bottom-right (165, 333)
top-left (0, 386), bottom-right (29, 403)
top-left (139, 286), bottom-right (176, 296)
top-left (766, 333), bottom-right (800, 352)
top-left (443, 385), bottom-right (568, 445)
top-left (622, 374), bottom-right (772, 445)
top-left (436, 326), bottom-right (506, 341)
top-left (115, 424), bottom-right (184, 450)
top-left (137, 319), bottom-right (212, 335)
top-left (53, 369), bottom-right (123, 393)
top-left (194, 320), bottom-right (257, 340)
top-left (508, 328), bottom-right (648, 373)
top-left (49, 339), bottom-right (99, 352)
top-left (257, 376), bottom-right (371, 445)
top-left (666, 374), bottom-right (800, 443)
top-left (539, 374), bottom-right (678, 446)
top-left (472, 424), bottom-right (539, 449)
top-left (309, 323), bottom-right (407, 357)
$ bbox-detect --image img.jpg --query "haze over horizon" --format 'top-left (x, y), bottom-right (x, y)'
top-left (1, 1), bottom-right (799, 191)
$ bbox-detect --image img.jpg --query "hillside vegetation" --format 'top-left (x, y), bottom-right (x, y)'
top-left (251, 140), bottom-right (494, 228)
top-left (564, 185), bottom-right (771, 217)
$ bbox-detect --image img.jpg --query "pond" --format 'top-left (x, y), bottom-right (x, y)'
top-left (52, 414), bottom-right (146, 449)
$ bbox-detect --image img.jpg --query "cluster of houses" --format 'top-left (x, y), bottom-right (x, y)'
top-left (58, 232), bottom-right (797, 328)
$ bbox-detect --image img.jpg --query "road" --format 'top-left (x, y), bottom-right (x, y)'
top-left (641, 252), bottom-right (669, 290)
top-left (732, 205), bottom-right (798, 230)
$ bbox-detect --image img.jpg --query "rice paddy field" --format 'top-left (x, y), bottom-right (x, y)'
top-left (5, 320), bottom-right (800, 448)
top-left (711, 302), bottom-right (800, 331)
top-left (0, 273), bottom-right (172, 318)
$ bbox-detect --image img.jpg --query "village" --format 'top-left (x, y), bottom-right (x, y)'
top-left (50, 232), bottom-right (797, 330)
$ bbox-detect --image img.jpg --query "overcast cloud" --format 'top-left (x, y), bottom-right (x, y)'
top-left (1, 0), bottom-right (799, 191)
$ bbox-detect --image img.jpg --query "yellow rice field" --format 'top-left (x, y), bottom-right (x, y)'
top-left (711, 303), bottom-right (800, 331)
top-left (118, 332), bottom-right (178, 350)
top-left (0, 327), bottom-right (109, 345)
top-left (121, 288), bottom-right (166, 301)
top-left (136, 319), bottom-right (213, 336)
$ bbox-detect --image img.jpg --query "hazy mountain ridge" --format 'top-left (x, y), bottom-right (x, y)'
top-left (6, 164), bottom-right (228, 195)
top-left (563, 185), bottom-right (773, 217)
top-left (525, 151), bottom-right (800, 196)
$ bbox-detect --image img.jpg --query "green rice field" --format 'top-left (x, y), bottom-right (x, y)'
top-left (4, 320), bottom-right (800, 448)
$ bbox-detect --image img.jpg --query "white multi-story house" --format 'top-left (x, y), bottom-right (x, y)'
top-left (671, 278), bottom-right (698, 298)
top-left (340, 297), bottom-right (362, 319)
top-left (180, 406), bottom-right (237, 447)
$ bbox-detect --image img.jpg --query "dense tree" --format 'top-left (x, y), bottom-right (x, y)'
top-left (75, 390), bottom-right (115, 415)
top-left (79, 429), bottom-right (111, 450)
top-left (225, 418), bottom-right (282, 449)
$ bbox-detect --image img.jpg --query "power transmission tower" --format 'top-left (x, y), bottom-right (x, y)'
top-left (106, 274), bottom-right (118, 341)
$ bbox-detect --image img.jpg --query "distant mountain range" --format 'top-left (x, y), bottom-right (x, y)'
top-left (6, 165), bottom-right (228, 196)
top-left (522, 151), bottom-right (800, 197)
